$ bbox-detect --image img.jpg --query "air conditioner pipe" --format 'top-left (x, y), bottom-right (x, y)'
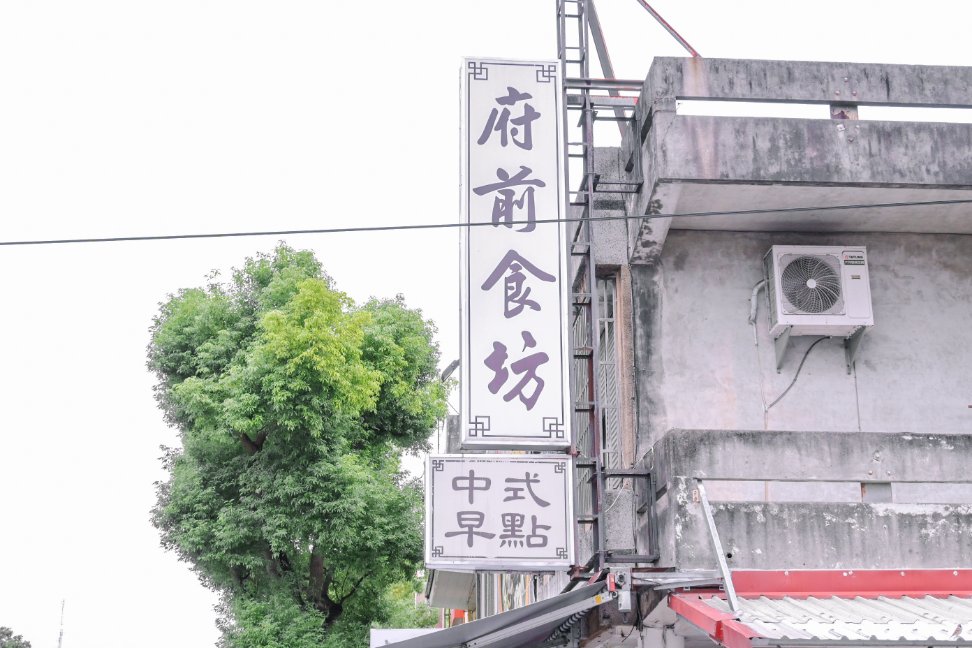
top-left (749, 279), bottom-right (767, 344)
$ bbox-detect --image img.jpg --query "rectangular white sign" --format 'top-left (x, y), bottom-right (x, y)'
top-left (426, 454), bottom-right (574, 570)
top-left (460, 57), bottom-right (571, 449)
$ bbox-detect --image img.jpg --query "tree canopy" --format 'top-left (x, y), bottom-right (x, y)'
top-left (0, 627), bottom-right (31, 648)
top-left (149, 245), bottom-right (447, 647)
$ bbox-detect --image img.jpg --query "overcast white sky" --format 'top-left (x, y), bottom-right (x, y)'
top-left (1, 2), bottom-right (971, 647)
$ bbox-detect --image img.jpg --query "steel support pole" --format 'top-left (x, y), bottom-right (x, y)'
top-left (579, 0), bottom-right (608, 574)
top-left (696, 480), bottom-right (740, 612)
top-left (587, 1), bottom-right (628, 135)
top-left (634, 0), bottom-right (701, 57)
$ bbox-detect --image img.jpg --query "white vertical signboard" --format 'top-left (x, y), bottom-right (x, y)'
top-left (461, 57), bottom-right (570, 450)
top-left (426, 455), bottom-right (574, 570)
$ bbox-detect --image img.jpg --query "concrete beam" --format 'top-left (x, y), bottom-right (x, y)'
top-left (641, 430), bottom-right (972, 570)
top-left (655, 429), bottom-right (972, 485)
top-left (673, 492), bottom-right (972, 570)
top-left (641, 57), bottom-right (972, 109)
top-left (620, 58), bottom-right (972, 260)
top-left (649, 114), bottom-right (972, 188)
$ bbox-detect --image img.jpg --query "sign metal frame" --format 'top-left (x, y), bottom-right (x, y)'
top-left (459, 56), bottom-right (572, 451)
top-left (425, 454), bottom-right (575, 572)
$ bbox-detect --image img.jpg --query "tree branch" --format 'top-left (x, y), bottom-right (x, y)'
top-left (263, 547), bottom-right (281, 578)
top-left (254, 429), bottom-right (269, 447)
top-left (239, 429), bottom-right (270, 454)
top-left (338, 571), bottom-right (371, 605)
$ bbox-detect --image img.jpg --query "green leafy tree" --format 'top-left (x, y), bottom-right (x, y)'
top-left (0, 627), bottom-right (31, 648)
top-left (149, 245), bottom-right (447, 647)
top-left (375, 578), bottom-right (439, 630)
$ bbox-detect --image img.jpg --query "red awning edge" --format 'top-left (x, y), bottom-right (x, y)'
top-left (729, 568), bottom-right (972, 598)
top-left (669, 569), bottom-right (972, 648)
top-left (670, 591), bottom-right (761, 648)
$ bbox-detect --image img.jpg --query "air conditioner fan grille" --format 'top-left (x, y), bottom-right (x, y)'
top-left (780, 255), bottom-right (841, 314)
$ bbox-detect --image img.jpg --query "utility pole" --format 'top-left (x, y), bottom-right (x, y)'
top-left (57, 600), bottom-right (65, 648)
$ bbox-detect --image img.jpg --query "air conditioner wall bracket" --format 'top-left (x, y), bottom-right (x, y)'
top-left (844, 326), bottom-right (866, 374)
top-left (774, 326), bottom-right (793, 372)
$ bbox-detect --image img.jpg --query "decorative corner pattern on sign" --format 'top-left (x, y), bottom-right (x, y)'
top-left (468, 415), bottom-right (490, 438)
top-left (468, 61), bottom-right (489, 81)
top-left (432, 459), bottom-right (445, 472)
top-left (535, 63), bottom-right (557, 83)
top-left (553, 462), bottom-right (566, 474)
top-left (431, 546), bottom-right (444, 558)
top-left (543, 416), bottom-right (565, 438)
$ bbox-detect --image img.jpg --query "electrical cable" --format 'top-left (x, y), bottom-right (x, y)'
top-left (764, 336), bottom-right (829, 411)
top-left (1, 197), bottom-right (971, 247)
top-left (601, 488), bottom-right (626, 516)
top-left (749, 280), bottom-right (766, 326)
top-left (618, 589), bottom-right (644, 643)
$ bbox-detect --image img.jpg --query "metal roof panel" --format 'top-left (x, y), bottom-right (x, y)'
top-left (698, 594), bottom-right (972, 643)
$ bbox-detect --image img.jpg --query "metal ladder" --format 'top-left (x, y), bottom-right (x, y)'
top-left (557, 0), bottom-right (608, 578)
top-left (557, 0), bottom-right (658, 581)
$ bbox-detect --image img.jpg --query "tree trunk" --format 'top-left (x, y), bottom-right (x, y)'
top-left (239, 433), bottom-right (261, 454)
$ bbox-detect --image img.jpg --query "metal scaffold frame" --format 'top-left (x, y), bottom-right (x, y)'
top-left (557, 0), bottom-right (645, 583)
top-left (556, 0), bottom-right (698, 584)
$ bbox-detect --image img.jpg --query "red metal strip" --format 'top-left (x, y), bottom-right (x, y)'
top-left (670, 570), bottom-right (972, 648)
top-left (670, 593), bottom-right (759, 648)
top-left (669, 592), bottom-right (730, 636)
top-left (720, 619), bottom-right (761, 648)
top-left (730, 569), bottom-right (972, 597)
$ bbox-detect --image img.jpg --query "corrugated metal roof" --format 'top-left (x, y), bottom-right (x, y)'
top-left (703, 594), bottom-right (972, 643)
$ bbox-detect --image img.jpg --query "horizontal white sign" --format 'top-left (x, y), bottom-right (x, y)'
top-left (426, 454), bottom-right (574, 571)
top-left (460, 57), bottom-right (571, 449)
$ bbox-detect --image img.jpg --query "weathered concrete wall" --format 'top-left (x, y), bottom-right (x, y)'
top-left (646, 113), bottom-right (972, 187)
top-left (626, 58), bottom-right (972, 188)
top-left (639, 430), bottom-right (972, 570)
top-left (656, 429), bottom-right (972, 485)
top-left (632, 230), bottom-right (972, 443)
top-left (678, 497), bottom-right (972, 570)
top-left (570, 147), bottom-right (628, 283)
top-left (602, 58), bottom-right (972, 577)
top-left (638, 57), bottom-right (972, 109)
top-left (618, 58), bottom-right (972, 260)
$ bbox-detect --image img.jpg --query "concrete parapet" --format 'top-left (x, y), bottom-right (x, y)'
top-left (619, 57), bottom-right (972, 261)
top-left (638, 57), bottom-right (972, 110)
top-left (640, 429), bottom-right (972, 571)
top-left (656, 429), bottom-right (972, 485)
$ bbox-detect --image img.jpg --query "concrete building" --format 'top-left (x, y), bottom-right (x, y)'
top-left (405, 56), bottom-right (972, 648)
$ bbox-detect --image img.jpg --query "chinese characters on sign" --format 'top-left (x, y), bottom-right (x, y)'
top-left (461, 58), bottom-right (570, 449)
top-left (428, 58), bottom-right (575, 572)
top-left (426, 455), bottom-right (573, 570)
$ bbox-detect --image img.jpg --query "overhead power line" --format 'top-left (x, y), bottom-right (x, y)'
top-left (1, 198), bottom-right (970, 247)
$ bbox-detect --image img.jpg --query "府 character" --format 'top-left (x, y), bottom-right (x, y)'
top-left (477, 86), bottom-right (541, 150)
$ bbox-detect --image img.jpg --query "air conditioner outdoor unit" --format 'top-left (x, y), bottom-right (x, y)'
top-left (763, 245), bottom-right (874, 371)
